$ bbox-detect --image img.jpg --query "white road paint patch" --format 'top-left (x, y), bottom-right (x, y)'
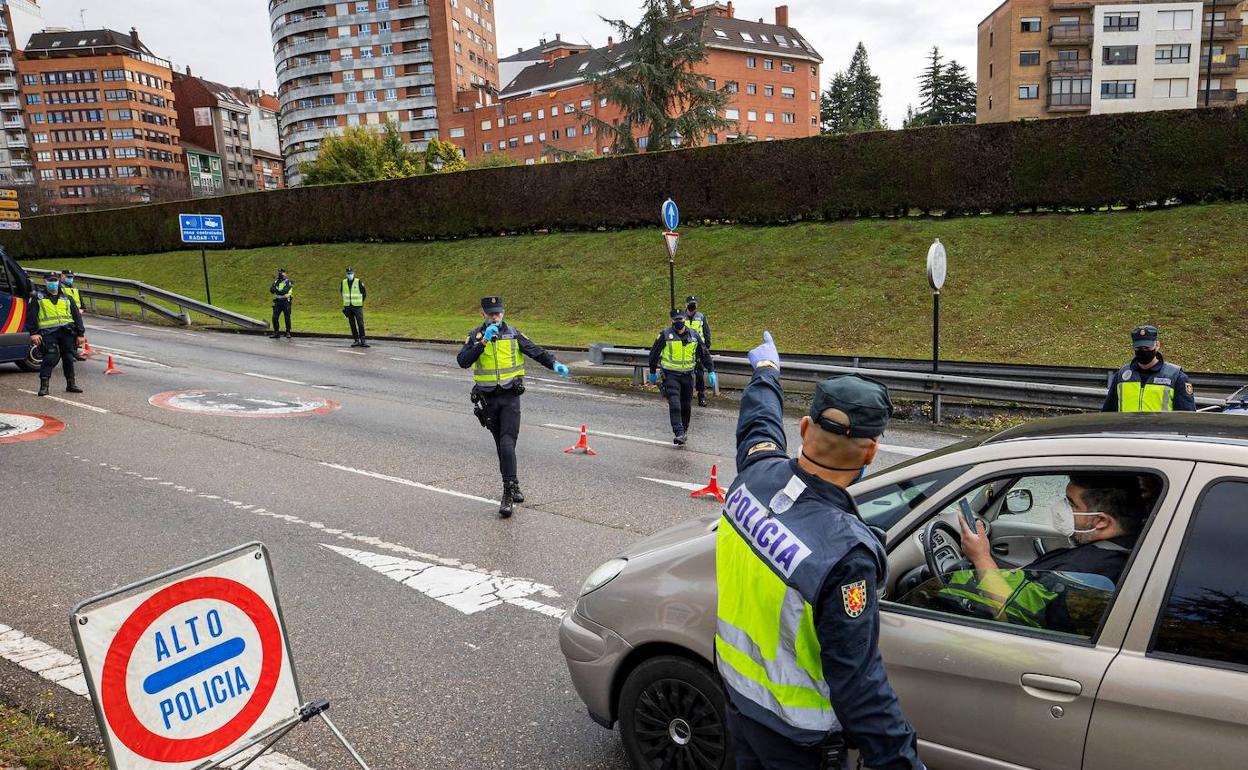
top-left (16, 390), bottom-right (109, 413)
top-left (244, 372), bottom-right (308, 385)
top-left (335, 349), bottom-right (366, 356)
top-left (93, 328), bottom-right (140, 336)
top-left (638, 476), bottom-right (707, 493)
top-left (0, 621), bottom-right (314, 769)
top-left (388, 356), bottom-right (417, 362)
top-left (94, 350), bottom-right (170, 368)
top-left (321, 462), bottom-right (499, 505)
top-left (0, 412), bottom-right (46, 438)
top-left (90, 344), bottom-right (142, 355)
top-left (878, 444), bottom-right (932, 458)
top-left (323, 545), bottom-right (566, 619)
top-left (543, 423), bottom-right (671, 447)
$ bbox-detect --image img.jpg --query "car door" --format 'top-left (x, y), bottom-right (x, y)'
top-left (1083, 464), bottom-right (1248, 770)
top-left (877, 456), bottom-right (1194, 770)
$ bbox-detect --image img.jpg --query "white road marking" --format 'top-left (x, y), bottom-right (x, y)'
top-left (320, 462), bottom-right (499, 505)
top-left (93, 328), bottom-right (140, 336)
top-left (336, 349), bottom-right (366, 356)
top-left (638, 476), bottom-right (707, 492)
top-left (90, 344), bottom-right (142, 355)
top-left (0, 621), bottom-right (315, 770)
top-left (878, 444), bottom-right (932, 457)
top-left (388, 356), bottom-right (417, 362)
top-left (16, 390), bottom-right (109, 413)
top-left (323, 545), bottom-right (566, 619)
top-left (243, 372), bottom-right (308, 386)
top-left (542, 423), bottom-right (671, 447)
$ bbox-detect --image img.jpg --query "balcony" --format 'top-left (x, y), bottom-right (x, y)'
top-left (0, 39), bottom-right (12, 52)
top-left (1049, 23), bottom-right (1094, 44)
top-left (0, 77), bottom-right (16, 91)
top-left (1204, 19), bottom-right (1244, 40)
top-left (0, 57), bottom-right (14, 72)
top-left (1050, 0), bottom-right (1094, 8)
top-left (1048, 59), bottom-right (1093, 75)
top-left (1207, 52), bottom-right (1242, 74)
top-left (0, 98), bottom-right (20, 111)
top-left (7, 135), bottom-right (27, 148)
top-left (1200, 88), bottom-right (1239, 103)
top-left (1047, 92), bottom-right (1092, 111)
top-left (10, 157), bottom-right (30, 167)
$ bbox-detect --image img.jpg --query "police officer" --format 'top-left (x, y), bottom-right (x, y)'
top-left (27, 274), bottom-right (85, 397)
top-left (1102, 325), bottom-right (1196, 412)
top-left (341, 267), bottom-right (369, 348)
top-left (647, 309), bottom-right (715, 446)
top-left (457, 296), bottom-right (571, 518)
top-left (685, 295), bottom-right (713, 407)
top-left (269, 268), bottom-right (293, 339)
top-left (717, 331), bottom-right (925, 770)
top-left (60, 269), bottom-right (87, 361)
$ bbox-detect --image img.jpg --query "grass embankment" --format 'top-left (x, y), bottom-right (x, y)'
top-left (26, 202), bottom-right (1248, 371)
top-left (0, 705), bottom-right (103, 769)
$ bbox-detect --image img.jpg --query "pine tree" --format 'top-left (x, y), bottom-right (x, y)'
top-left (821, 43), bottom-right (883, 134)
top-left (942, 60), bottom-right (978, 125)
top-left (820, 71), bottom-right (850, 134)
top-left (905, 47), bottom-right (977, 128)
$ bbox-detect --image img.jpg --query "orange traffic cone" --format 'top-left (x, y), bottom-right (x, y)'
top-left (102, 354), bottom-right (124, 376)
top-left (562, 424), bottom-right (598, 456)
top-left (81, 341), bottom-right (94, 359)
top-left (691, 464), bottom-right (727, 503)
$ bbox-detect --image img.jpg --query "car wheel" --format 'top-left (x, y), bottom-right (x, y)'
top-left (619, 655), bottom-right (731, 770)
top-left (15, 346), bottom-right (39, 373)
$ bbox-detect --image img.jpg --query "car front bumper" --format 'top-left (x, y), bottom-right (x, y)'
top-left (559, 605), bottom-right (632, 728)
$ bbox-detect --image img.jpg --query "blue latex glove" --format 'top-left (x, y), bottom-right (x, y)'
top-left (648, 372), bottom-right (658, 385)
top-left (483, 323), bottom-right (500, 342)
top-left (708, 372), bottom-right (718, 389)
top-left (554, 362), bottom-right (570, 377)
top-left (748, 331), bottom-right (780, 371)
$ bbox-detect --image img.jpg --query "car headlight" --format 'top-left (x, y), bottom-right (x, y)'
top-left (579, 558), bottom-right (627, 597)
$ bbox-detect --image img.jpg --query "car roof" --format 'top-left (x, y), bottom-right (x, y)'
top-left (984, 413), bottom-right (1248, 448)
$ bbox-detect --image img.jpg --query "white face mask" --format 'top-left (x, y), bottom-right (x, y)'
top-left (1051, 497), bottom-right (1101, 538)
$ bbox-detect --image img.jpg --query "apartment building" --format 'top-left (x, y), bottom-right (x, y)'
top-left (173, 71), bottom-right (257, 193)
top-left (269, 0), bottom-right (500, 185)
top-left (184, 142), bottom-right (224, 197)
top-left (979, 0), bottom-right (1248, 122)
top-left (0, 1), bottom-right (31, 189)
top-left (441, 3), bottom-right (822, 164)
top-left (18, 28), bottom-right (183, 210)
top-left (253, 148), bottom-right (285, 190)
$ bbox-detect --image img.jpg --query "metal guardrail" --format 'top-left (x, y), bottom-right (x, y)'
top-left (590, 346), bottom-right (1232, 412)
top-left (25, 269), bottom-right (267, 331)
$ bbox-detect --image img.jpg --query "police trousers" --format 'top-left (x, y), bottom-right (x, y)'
top-left (662, 370), bottom-right (694, 435)
top-left (38, 327), bottom-right (77, 382)
top-left (343, 305), bottom-right (366, 342)
top-left (694, 360), bottom-right (707, 396)
top-left (272, 299), bottom-right (292, 334)
top-left (726, 700), bottom-right (845, 770)
top-left (481, 386), bottom-right (522, 483)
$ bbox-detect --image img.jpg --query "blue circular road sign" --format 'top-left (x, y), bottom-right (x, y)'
top-left (662, 199), bottom-right (680, 231)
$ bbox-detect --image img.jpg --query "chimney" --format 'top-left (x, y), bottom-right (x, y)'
top-left (607, 35), bottom-right (614, 50)
top-left (775, 5), bottom-right (789, 27)
top-left (130, 26), bottom-right (140, 50)
top-left (555, 33), bottom-right (561, 41)
top-left (185, 65), bottom-right (192, 76)
top-left (726, 1), bottom-right (735, 18)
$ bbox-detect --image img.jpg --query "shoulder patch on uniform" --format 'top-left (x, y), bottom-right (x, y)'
top-left (1122, 370), bottom-right (1132, 381)
top-left (841, 580), bottom-right (868, 618)
top-left (1186, 382), bottom-right (1194, 395)
top-left (747, 441), bottom-right (780, 456)
top-left (474, 332), bottom-right (483, 342)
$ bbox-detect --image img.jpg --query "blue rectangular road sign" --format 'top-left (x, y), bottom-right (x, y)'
top-left (180, 214), bottom-right (226, 244)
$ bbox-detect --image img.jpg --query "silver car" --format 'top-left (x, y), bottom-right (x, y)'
top-left (560, 413), bottom-right (1248, 769)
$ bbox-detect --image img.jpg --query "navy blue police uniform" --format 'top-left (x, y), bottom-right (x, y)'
top-left (1102, 325), bottom-right (1196, 412)
top-left (26, 286), bottom-right (85, 395)
top-left (647, 311), bottom-right (714, 444)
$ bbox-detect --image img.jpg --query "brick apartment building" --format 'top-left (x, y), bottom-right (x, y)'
top-left (441, 3), bottom-right (823, 164)
top-left (0, 1), bottom-right (32, 189)
top-left (18, 28), bottom-right (183, 210)
top-left (231, 88), bottom-right (286, 189)
top-left (270, 0), bottom-right (501, 185)
top-left (172, 70), bottom-right (257, 193)
top-left (979, 0), bottom-right (1248, 122)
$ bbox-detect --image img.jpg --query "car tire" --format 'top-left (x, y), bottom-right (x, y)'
top-left (15, 346), bottom-right (38, 373)
top-left (618, 655), bottom-right (732, 770)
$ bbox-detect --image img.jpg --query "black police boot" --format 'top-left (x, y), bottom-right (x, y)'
top-left (285, 332), bottom-right (293, 339)
top-left (359, 340), bottom-right (371, 348)
top-left (37, 378), bottom-right (50, 397)
top-left (698, 393), bottom-right (708, 407)
top-left (508, 481), bottom-right (525, 504)
top-left (673, 433), bottom-right (688, 446)
top-left (498, 485), bottom-right (514, 519)
top-left (65, 378), bottom-right (83, 394)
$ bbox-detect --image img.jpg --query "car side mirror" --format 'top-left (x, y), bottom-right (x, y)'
top-left (1005, 489), bottom-right (1033, 514)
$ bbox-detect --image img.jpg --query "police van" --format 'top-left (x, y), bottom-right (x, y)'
top-left (0, 248), bottom-right (37, 371)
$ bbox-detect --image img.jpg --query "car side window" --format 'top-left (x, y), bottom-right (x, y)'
top-left (1151, 479), bottom-right (1248, 669)
top-left (995, 475), bottom-right (1070, 524)
top-left (854, 466), bottom-right (968, 530)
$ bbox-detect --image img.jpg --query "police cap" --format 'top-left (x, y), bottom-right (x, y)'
top-left (670, 309), bottom-right (687, 322)
top-left (685, 295), bottom-right (698, 306)
top-left (808, 375), bottom-right (893, 439)
top-left (61, 269), bottom-right (74, 277)
top-left (1131, 325), bottom-right (1159, 349)
top-left (481, 296), bottom-right (505, 313)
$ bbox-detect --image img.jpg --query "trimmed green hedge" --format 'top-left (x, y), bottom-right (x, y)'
top-left (9, 106), bottom-right (1248, 258)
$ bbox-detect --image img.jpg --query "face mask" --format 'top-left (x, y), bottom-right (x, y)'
top-left (63, 277), bottom-right (74, 286)
top-left (1051, 497), bottom-right (1100, 538)
top-left (46, 281), bottom-right (59, 292)
top-left (346, 273), bottom-right (355, 281)
top-left (673, 321), bottom-right (685, 330)
top-left (1134, 348), bottom-right (1156, 365)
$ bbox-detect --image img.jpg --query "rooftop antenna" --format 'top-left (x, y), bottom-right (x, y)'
top-left (79, 9), bottom-right (87, 30)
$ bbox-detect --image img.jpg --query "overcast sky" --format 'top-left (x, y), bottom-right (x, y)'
top-left (38, 0), bottom-right (985, 127)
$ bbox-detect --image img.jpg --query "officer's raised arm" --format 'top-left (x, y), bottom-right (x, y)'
top-left (457, 327), bottom-right (486, 369)
top-left (735, 331), bottom-right (788, 471)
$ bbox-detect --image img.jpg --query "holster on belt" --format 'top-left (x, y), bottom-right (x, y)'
top-left (470, 386), bottom-right (493, 431)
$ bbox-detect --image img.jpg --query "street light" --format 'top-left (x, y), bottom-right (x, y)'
top-left (1205, 0), bottom-right (1217, 107)
top-left (669, 129), bottom-right (682, 148)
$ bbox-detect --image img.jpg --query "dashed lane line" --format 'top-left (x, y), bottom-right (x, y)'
top-left (638, 476), bottom-right (707, 492)
top-left (16, 390), bottom-right (109, 413)
top-left (243, 372), bottom-right (308, 386)
top-left (320, 462), bottom-right (498, 505)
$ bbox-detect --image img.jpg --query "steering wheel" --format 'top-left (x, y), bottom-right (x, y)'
top-left (922, 519), bottom-right (966, 587)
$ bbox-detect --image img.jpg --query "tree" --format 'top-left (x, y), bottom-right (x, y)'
top-left (943, 59), bottom-right (978, 125)
top-left (820, 70), bottom-right (850, 134)
top-left (423, 138), bottom-right (467, 173)
top-left (905, 46), bottom-right (977, 128)
top-left (299, 122), bottom-right (424, 185)
top-left (466, 152), bottom-right (521, 169)
top-left (583, 0), bottom-right (733, 153)
top-left (822, 42), bottom-right (883, 134)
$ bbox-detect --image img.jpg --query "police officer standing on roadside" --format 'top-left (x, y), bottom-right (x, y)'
top-left (27, 274), bottom-right (85, 397)
top-left (60, 269), bottom-right (87, 361)
top-left (341, 267), bottom-right (369, 348)
top-left (1102, 325), bottom-right (1196, 412)
top-left (457, 296), bottom-right (571, 518)
top-left (269, 268), bottom-right (293, 339)
top-left (716, 331), bottom-right (925, 770)
top-left (685, 295), bottom-right (713, 407)
top-left (648, 309), bottom-right (715, 445)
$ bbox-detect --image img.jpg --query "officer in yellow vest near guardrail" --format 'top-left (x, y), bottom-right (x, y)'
top-left (1102, 325), bottom-right (1195, 412)
top-left (647, 309), bottom-right (715, 446)
top-left (27, 274), bottom-right (85, 397)
top-left (270, 268), bottom-right (293, 339)
top-left (341, 267), bottom-right (369, 348)
top-left (457, 296), bottom-right (571, 519)
top-left (685, 295), bottom-right (713, 407)
top-left (60, 269), bottom-right (87, 361)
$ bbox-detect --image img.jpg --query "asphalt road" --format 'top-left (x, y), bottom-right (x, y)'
top-left (0, 316), bottom-right (962, 769)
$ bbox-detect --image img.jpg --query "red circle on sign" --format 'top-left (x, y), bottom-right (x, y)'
top-left (100, 577), bottom-right (283, 762)
top-left (0, 412), bottom-right (65, 444)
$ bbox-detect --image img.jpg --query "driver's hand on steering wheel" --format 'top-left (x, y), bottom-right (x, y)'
top-left (958, 514), bottom-right (998, 572)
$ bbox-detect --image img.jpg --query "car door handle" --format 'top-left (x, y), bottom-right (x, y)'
top-left (1021, 673), bottom-right (1082, 697)
top-left (992, 543), bottom-right (1010, 555)
top-left (1033, 538), bottom-right (1047, 556)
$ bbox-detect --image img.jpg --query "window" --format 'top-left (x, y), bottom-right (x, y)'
top-left (346, 92), bottom-right (358, 103)
top-left (764, 59), bottom-right (774, 71)
top-left (746, 56), bottom-right (756, 69)
top-left (713, 29), bottom-right (728, 39)
top-left (1153, 78), bottom-right (1189, 98)
top-left (1020, 17), bottom-right (1041, 33)
top-left (747, 110), bottom-right (758, 121)
top-left (566, 126), bottom-right (577, 138)
top-left (381, 44), bottom-right (393, 56)
top-left (1019, 51), bottom-right (1040, 66)
top-left (781, 62), bottom-right (795, 73)
top-left (25, 94), bottom-right (41, 105)
top-left (355, 1), bottom-right (369, 11)
top-left (523, 134), bottom-right (533, 144)
top-left (1101, 79), bottom-right (1136, 99)
top-left (1156, 44), bottom-right (1191, 65)
top-left (1156, 9), bottom-right (1193, 31)
top-left (780, 87), bottom-right (795, 99)
top-left (1104, 12), bottom-right (1139, 32)
top-left (764, 85), bottom-right (774, 97)
top-left (480, 119), bottom-right (492, 131)
top-left (746, 83), bottom-right (757, 95)
top-left (1103, 45), bottom-right (1138, 65)
top-left (1019, 84), bottom-right (1040, 100)
top-left (449, 127), bottom-right (465, 138)
top-left (764, 111), bottom-right (774, 123)
top-left (706, 78), bottom-right (717, 91)
top-left (855, 466), bottom-right (969, 530)
top-left (1152, 480), bottom-right (1248, 668)
top-left (724, 108), bottom-right (740, 119)
top-left (482, 142), bottom-right (492, 152)
top-left (781, 112), bottom-right (796, 124)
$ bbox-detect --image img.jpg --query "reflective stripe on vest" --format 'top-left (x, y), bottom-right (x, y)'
top-left (37, 296), bottom-right (74, 330)
top-left (939, 569), bottom-right (1057, 628)
top-left (1118, 377), bottom-right (1174, 412)
top-left (661, 336), bottom-right (697, 372)
top-left (277, 279), bottom-right (293, 299)
top-left (63, 286), bottom-right (82, 308)
top-left (688, 314), bottom-right (705, 338)
top-left (473, 335), bottom-right (526, 385)
top-left (341, 279), bottom-right (363, 307)
top-left (715, 514), bottom-right (838, 734)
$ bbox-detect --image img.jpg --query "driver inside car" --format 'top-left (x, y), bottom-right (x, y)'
top-left (943, 474), bottom-right (1149, 630)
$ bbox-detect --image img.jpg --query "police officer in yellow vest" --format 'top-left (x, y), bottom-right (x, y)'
top-left (685, 295), bottom-right (713, 407)
top-left (647, 309), bottom-right (716, 446)
top-left (27, 275), bottom-right (85, 397)
top-left (1102, 325), bottom-right (1195, 412)
top-left (717, 331), bottom-right (924, 770)
top-left (457, 296), bottom-right (570, 518)
top-left (341, 267), bottom-right (369, 348)
top-left (60, 269), bottom-right (87, 361)
top-left (269, 268), bottom-right (294, 339)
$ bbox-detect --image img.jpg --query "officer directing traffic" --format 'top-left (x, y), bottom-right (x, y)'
top-left (457, 296), bottom-right (571, 519)
top-left (1102, 325), bottom-right (1195, 412)
top-left (270, 268), bottom-right (293, 339)
top-left (60, 269), bottom-right (87, 361)
top-left (341, 267), bottom-right (369, 348)
top-left (685, 295), bottom-right (713, 407)
top-left (648, 309), bottom-right (716, 446)
top-left (716, 331), bottom-right (924, 770)
top-left (27, 274), bottom-right (86, 397)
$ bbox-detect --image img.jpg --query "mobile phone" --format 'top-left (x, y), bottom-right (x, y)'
top-left (958, 499), bottom-right (978, 531)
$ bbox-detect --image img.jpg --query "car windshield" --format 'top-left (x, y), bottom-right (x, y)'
top-left (855, 466), bottom-right (969, 530)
